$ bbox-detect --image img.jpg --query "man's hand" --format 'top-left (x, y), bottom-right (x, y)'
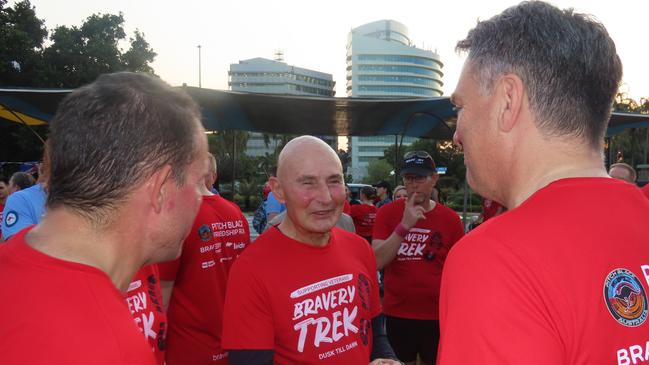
top-left (401, 192), bottom-right (425, 229)
top-left (369, 359), bottom-right (402, 365)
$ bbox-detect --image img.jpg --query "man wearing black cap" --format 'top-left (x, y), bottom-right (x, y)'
top-left (372, 151), bottom-right (464, 365)
top-left (373, 180), bottom-right (392, 208)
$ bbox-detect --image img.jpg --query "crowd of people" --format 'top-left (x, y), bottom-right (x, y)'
top-left (2, 2), bottom-right (649, 365)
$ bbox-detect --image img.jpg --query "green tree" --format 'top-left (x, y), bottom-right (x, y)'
top-left (0, 0), bottom-right (47, 87)
top-left (122, 29), bottom-right (157, 73)
top-left (363, 159), bottom-right (393, 184)
top-left (611, 93), bottom-right (649, 167)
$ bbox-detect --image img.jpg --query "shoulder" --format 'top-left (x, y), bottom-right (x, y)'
top-left (434, 203), bottom-right (461, 220)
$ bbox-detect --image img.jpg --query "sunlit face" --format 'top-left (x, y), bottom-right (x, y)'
top-left (275, 146), bottom-right (346, 237)
top-left (394, 188), bottom-right (407, 200)
top-left (402, 173), bottom-right (438, 205)
top-left (451, 61), bottom-right (501, 197)
top-left (151, 131), bottom-right (209, 263)
top-left (0, 182), bottom-right (8, 200)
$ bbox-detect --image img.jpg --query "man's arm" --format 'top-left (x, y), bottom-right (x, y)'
top-left (228, 350), bottom-right (274, 365)
top-left (372, 193), bottom-right (425, 270)
top-left (370, 314), bottom-right (400, 362)
top-left (1, 193), bottom-right (34, 241)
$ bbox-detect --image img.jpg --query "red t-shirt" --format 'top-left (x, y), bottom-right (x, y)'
top-left (343, 200), bottom-right (351, 215)
top-left (0, 228), bottom-right (155, 365)
top-left (438, 178), bottom-right (649, 365)
top-left (482, 198), bottom-right (504, 221)
top-left (373, 199), bottom-right (464, 320)
top-left (642, 183), bottom-right (649, 199)
top-left (222, 227), bottom-right (381, 365)
top-left (126, 265), bottom-right (167, 365)
top-left (350, 204), bottom-right (377, 238)
top-left (158, 194), bottom-right (250, 365)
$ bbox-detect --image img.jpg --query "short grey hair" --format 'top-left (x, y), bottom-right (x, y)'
top-left (456, 1), bottom-right (622, 148)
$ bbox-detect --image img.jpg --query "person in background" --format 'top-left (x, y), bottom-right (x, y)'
top-left (392, 185), bottom-right (407, 201)
top-left (206, 153), bottom-right (219, 194)
top-left (7, 172), bottom-right (35, 194)
top-left (0, 176), bottom-right (8, 227)
top-left (608, 162), bottom-right (637, 184)
top-left (2, 151), bottom-right (48, 241)
top-left (372, 151), bottom-right (464, 365)
top-left (0, 72), bottom-right (208, 364)
top-left (438, 2), bottom-right (649, 364)
top-left (350, 186), bottom-right (378, 243)
top-left (160, 154), bottom-right (250, 365)
top-left (374, 180), bottom-right (392, 208)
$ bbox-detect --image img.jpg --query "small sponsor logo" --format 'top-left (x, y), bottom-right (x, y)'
top-left (201, 260), bottom-right (216, 269)
top-left (603, 268), bottom-right (648, 327)
top-left (127, 280), bottom-right (142, 292)
top-left (4, 211), bottom-right (18, 227)
top-left (198, 224), bottom-right (211, 242)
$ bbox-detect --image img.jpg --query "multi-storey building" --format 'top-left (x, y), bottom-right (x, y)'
top-left (346, 20), bottom-right (443, 181)
top-left (228, 57), bottom-right (336, 157)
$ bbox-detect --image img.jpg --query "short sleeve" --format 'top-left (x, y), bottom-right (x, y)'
top-left (264, 193), bottom-right (284, 215)
top-left (2, 194), bottom-right (34, 240)
top-left (437, 234), bottom-right (563, 365)
top-left (222, 257), bottom-right (275, 350)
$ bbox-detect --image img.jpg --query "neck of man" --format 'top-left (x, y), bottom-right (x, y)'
top-left (418, 197), bottom-right (436, 212)
top-left (24, 207), bottom-right (145, 292)
top-left (277, 216), bottom-right (331, 247)
top-left (506, 139), bottom-right (606, 208)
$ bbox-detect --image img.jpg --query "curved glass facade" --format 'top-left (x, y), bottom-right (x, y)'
top-left (358, 85), bottom-right (436, 96)
top-left (358, 54), bottom-right (441, 68)
top-left (358, 75), bottom-right (442, 88)
top-left (358, 64), bottom-right (442, 78)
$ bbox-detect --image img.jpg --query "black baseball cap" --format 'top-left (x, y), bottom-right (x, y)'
top-left (373, 180), bottom-right (391, 190)
top-left (400, 151), bottom-right (436, 176)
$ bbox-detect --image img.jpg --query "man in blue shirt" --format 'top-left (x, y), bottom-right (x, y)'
top-left (264, 191), bottom-right (285, 222)
top-left (2, 182), bottom-right (46, 241)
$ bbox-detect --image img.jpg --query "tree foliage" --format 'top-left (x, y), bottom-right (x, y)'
top-left (0, 0), bottom-right (157, 163)
top-left (363, 158), bottom-right (393, 184)
top-left (611, 93), bottom-right (649, 167)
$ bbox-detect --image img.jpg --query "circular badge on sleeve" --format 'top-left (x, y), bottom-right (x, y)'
top-left (198, 224), bottom-right (212, 242)
top-left (603, 268), bottom-right (648, 327)
top-left (4, 211), bottom-right (18, 227)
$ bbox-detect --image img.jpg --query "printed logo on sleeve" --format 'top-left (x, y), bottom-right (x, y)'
top-left (603, 268), bottom-right (648, 327)
top-left (4, 211), bottom-right (18, 227)
top-left (198, 224), bottom-right (212, 242)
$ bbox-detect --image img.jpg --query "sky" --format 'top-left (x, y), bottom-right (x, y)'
top-left (23, 0), bottom-right (648, 100)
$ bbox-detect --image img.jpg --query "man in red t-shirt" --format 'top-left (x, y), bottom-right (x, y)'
top-left (0, 73), bottom-right (208, 364)
top-left (350, 186), bottom-right (378, 242)
top-left (480, 198), bottom-right (505, 222)
top-left (373, 151), bottom-right (464, 365)
top-left (127, 265), bottom-right (168, 365)
top-left (222, 136), bottom-right (400, 365)
top-left (160, 161), bottom-right (250, 365)
top-left (438, 3), bottom-right (649, 365)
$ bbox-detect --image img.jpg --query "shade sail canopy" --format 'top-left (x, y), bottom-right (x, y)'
top-left (1, 86), bottom-right (647, 138)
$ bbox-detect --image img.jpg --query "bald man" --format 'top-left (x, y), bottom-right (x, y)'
top-left (222, 136), bottom-right (399, 365)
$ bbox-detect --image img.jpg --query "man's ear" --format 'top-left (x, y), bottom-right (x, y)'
top-left (497, 73), bottom-right (524, 133)
top-left (147, 165), bottom-right (173, 214)
top-left (269, 176), bottom-right (286, 204)
top-left (431, 173), bottom-right (440, 186)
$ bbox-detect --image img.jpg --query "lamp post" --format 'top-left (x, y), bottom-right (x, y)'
top-left (197, 44), bottom-right (202, 88)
